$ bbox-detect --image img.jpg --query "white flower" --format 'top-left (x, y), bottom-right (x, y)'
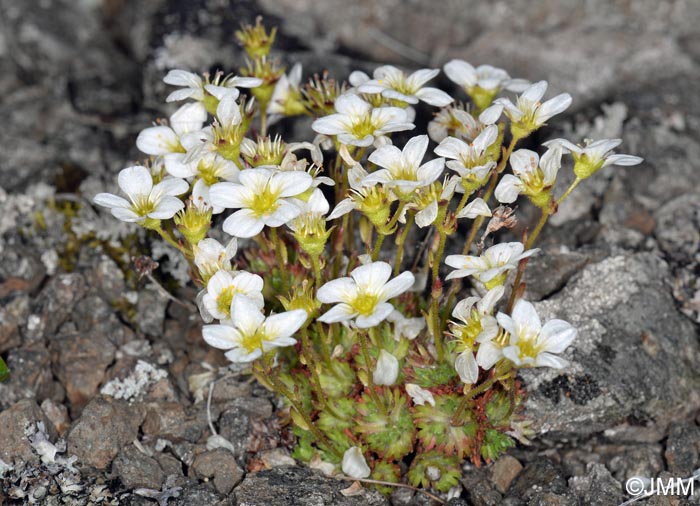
top-left (427, 104), bottom-right (502, 144)
top-left (136, 103), bottom-right (208, 175)
top-left (435, 125), bottom-right (498, 169)
top-left (166, 152), bottom-right (239, 186)
top-left (342, 447), bottom-right (371, 479)
top-left (163, 69), bottom-right (262, 103)
top-left (405, 383), bottom-right (435, 407)
top-left (494, 81), bottom-right (572, 135)
top-left (362, 135), bottom-right (445, 193)
top-left (356, 65), bottom-right (453, 107)
top-left (456, 197), bottom-right (491, 219)
top-left (202, 295), bottom-right (307, 363)
top-left (93, 166), bottom-right (188, 223)
top-left (373, 350), bottom-right (399, 386)
top-left (495, 145), bottom-right (563, 204)
top-left (189, 179), bottom-right (222, 214)
top-left (267, 62), bottom-right (304, 123)
top-left (386, 310), bottom-right (425, 341)
top-left (445, 242), bottom-right (538, 286)
top-left (498, 300), bottom-right (577, 368)
top-left (317, 262), bottom-right (415, 328)
top-left (193, 237), bottom-right (237, 281)
top-left (544, 138), bottom-right (643, 179)
top-left (209, 168), bottom-right (313, 238)
top-left (202, 270), bottom-right (264, 320)
top-left (451, 287), bottom-right (504, 382)
top-left (444, 60), bottom-right (529, 93)
top-left (311, 94), bottom-right (414, 147)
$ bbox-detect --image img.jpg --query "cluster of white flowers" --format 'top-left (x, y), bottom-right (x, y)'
top-left (92, 35), bottom-right (644, 484)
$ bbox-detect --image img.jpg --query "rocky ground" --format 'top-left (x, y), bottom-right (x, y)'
top-left (1, 0), bottom-right (699, 505)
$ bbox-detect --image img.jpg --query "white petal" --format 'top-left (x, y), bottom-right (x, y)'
top-left (539, 320), bottom-right (577, 353)
top-left (148, 197), bottom-right (184, 219)
top-left (348, 71), bottom-right (370, 87)
top-left (230, 295), bottom-right (265, 335)
top-left (455, 351), bottom-right (479, 384)
top-left (93, 193), bottom-right (130, 210)
top-left (350, 262), bottom-right (392, 291)
top-left (334, 94), bottom-right (371, 116)
top-left (225, 347), bottom-right (262, 363)
top-left (373, 350), bottom-right (399, 386)
top-left (407, 68), bottom-right (440, 88)
top-left (415, 87), bottom-right (453, 107)
top-left (535, 93), bottom-right (572, 125)
top-left (264, 309), bottom-right (308, 340)
top-left (111, 207), bottom-right (141, 222)
top-left (136, 126), bottom-right (179, 156)
top-left (535, 353), bottom-right (569, 369)
top-left (273, 171), bottom-right (313, 198)
top-left (476, 342), bottom-right (502, 370)
top-left (265, 200), bottom-right (302, 227)
top-left (380, 271), bottom-right (415, 300)
top-left (170, 102), bottom-right (207, 135)
top-left (342, 447), bottom-right (371, 479)
top-left (152, 177), bottom-right (189, 197)
top-left (318, 303), bottom-right (356, 324)
top-left (317, 277), bottom-right (356, 304)
top-left (216, 95), bottom-right (242, 127)
top-left (415, 199), bottom-right (438, 228)
top-left (163, 69), bottom-right (201, 88)
top-left (405, 384), bottom-right (435, 406)
top-left (494, 174), bottom-right (522, 204)
top-left (520, 81), bottom-right (548, 104)
top-left (511, 300), bottom-right (542, 335)
top-left (457, 197), bottom-right (491, 219)
top-left (434, 136), bottom-right (469, 160)
top-left (478, 104), bottom-right (503, 125)
top-left (209, 182), bottom-right (251, 209)
top-left (202, 324), bottom-right (238, 350)
top-left (222, 209), bottom-right (265, 238)
top-left (312, 115), bottom-right (349, 136)
top-left (402, 135), bottom-right (429, 166)
top-left (444, 59), bottom-right (476, 87)
top-left (603, 154), bottom-right (644, 167)
top-left (368, 144), bottom-right (402, 170)
top-left (118, 166), bottom-right (153, 197)
top-left (355, 302), bottom-right (394, 328)
top-left (327, 198), bottom-right (356, 220)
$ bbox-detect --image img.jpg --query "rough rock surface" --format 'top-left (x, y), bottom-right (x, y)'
top-left (1, 0), bottom-right (699, 504)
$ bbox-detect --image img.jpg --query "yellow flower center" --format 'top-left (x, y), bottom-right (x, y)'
top-left (349, 114), bottom-right (378, 139)
top-left (514, 328), bottom-right (541, 359)
top-left (130, 194), bottom-right (156, 216)
top-left (351, 291), bottom-right (380, 316)
top-left (249, 186), bottom-right (281, 218)
top-left (240, 329), bottom-right (266, 353)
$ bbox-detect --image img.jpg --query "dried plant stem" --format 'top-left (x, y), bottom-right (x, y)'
top-left (336, 476), bottom-right (447, 504)
top-left (270, 227), bottom-right (289, 294)
top-left (393, 211), bottom-right (414, 275)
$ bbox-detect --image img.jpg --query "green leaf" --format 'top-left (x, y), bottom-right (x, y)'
top-left (0, 356), bottom-right (9, 382)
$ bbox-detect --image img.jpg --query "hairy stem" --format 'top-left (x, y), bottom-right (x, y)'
top-left (393, 211), bottom-right (414, 275)
top-left (270, 227), bottom-right (289, 294)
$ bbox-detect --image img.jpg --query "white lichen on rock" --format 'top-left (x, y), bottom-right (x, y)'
top-left (100, 360), bottom-right (168, 401)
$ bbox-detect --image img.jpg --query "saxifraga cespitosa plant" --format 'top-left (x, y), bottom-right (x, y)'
top-left (94, 17), bottom-right (643, 495)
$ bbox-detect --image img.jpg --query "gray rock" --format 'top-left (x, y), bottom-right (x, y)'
top-left (191, 448), bottom-right (244, 495)
top-left (50, 328), bottom-right (116, 413)
top-left (112, 444), bottom-right (167, 491)
top-left (568, 463), bottom-right (623, 506)
top-left (234, 466), bottom-right (389, 505)
top-left (522, 253), bottom-right (700, 437)
top-left (508, 458), bottom-right (567, 503)
top-left (490, 455), bottom-right (524, 494)
top-left (461, 465), bottom-right (502, 506)
top-left (605, 444), bottom-right (664, 484)
top-left (664, 421), bottom-right (700, 476)
top-left (136, 285), bottom-right (170, 337)
top-left (0, 293), bottom-right (29, 353)
top-left (171, 483), bottom-right (234, 506)
top-left (0, 344), bottom-right (61, 410)
top-left (0, 399), bottom-right (57, 465)
top-left (25, 273), bottom-right (87, 343)
top-left (66, 396), bottom-right (145, 471)
top-left (654, 193), bottom-right (700, 264)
